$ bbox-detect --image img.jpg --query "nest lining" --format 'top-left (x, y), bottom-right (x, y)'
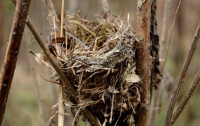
top-left (49, 13), bottom-right (141, 125)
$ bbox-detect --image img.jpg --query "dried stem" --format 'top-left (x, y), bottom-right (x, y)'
top-left (164, 22), bottom-right (200, 126)
top-left (60, 0), bottom-right (64, 37)
top-left (135, 0), bottom-right (152, 126)
top-left (161, 0), bottom-right (182, 72)
top-left (58, 86), bottom-right (64, 126)
top-left (0, 0), bottom-right (3, 66)
top-left (0, 0), bottom-right (31, 124)
top-left (43, 0), bottom-right (60, 37)
top-left (160, 0), bottom-right (171, 59)
top-left (151, 0), bottom-right (172, 126)
top-left (171, 68), bottom-right (200, 124)
top-left (101, 0), bottom-right (110, 13)
top-left (58, 0), bottom-right (65, 126)
top-left (29, 58), bottom-right (46, 125)
top-left (25, 18), bottom-right (100, 126)
top-left (32, 1), bottom-right (99, 125)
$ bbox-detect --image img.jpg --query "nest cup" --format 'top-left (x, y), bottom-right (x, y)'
top-left (50, 13), bottom-right (141, 124)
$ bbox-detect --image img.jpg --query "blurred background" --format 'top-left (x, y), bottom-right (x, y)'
top-left (0, 0), bottom-right (200, 126)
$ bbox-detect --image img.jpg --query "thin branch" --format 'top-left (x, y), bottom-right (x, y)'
top-left (0, 0), bottom-right (31, 124)
top-left (42, 0), bottom-right (60, 37)
top-left (151, 86), bottom-right (162, 126)
top-left (25, 18), bottom-right (100, 126)
top-left (164, 22), bottom-right (200, 126)
top-left (161, 0), bottom-right (182, 72)
top-left (171, 68), bottom-right (200, 124)
top-left (101, 0), bottom-right (110, 12)
top-left (0, 0), bottom-right (4, 66)
top-left (160, 0), bottom-right (171, 59)
top-left (10, 1), bottom-right (100, 125)
top-left (30, 58), bottom-right (46, 125)
top-left (58, 0), bottom-right (65, 125)
top-left (135, 0), bottom-right (152, 126)
top-left (151, 0), bottom-right (172, 126)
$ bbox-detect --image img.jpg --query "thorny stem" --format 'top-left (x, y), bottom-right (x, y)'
top-left (0, 0), bottom-right (31, 125)
top-left (171, 68), bottom-right (200, 124)
top-left (164, 22), bottom-right (200, 126)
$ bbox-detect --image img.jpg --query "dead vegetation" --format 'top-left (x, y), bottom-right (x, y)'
top-left (46, 13), bottom-right (141, 125)
top-left (0, 0), bottom-right (200, 126)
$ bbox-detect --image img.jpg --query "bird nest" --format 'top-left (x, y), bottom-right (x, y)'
top-left (49, 13), bottom-right (141, 124)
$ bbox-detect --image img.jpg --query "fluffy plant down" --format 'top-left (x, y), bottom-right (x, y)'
top-left (48, 13), bottom-right (141, 125)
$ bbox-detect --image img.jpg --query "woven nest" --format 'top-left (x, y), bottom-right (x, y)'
top-left (49, 13), bottom-right (141, 124)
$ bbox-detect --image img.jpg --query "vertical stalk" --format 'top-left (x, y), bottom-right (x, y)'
top-left (58, 0), bottom-right (65, 126)
top-left (0, 0), bottom-right (31, 125)
top-left (164, 22), bottom-right (200, 126)
top-left (0, 0), bottom-right (3, 66)
top-left (135, 0), bottom-right (152, 126)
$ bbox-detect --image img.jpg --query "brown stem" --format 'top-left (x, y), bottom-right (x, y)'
top-left (0, 0), bottom-right (4, 66)
top-left (161, 0), bottom-right (182, 72)
top-left (27, 47), bottom-right (46, 125)
top-left (164, 22), bottom-right (200, 126)
top-left (171, 68), bottom-right (200, 124)
top-left (24, 14), bottom-right (100, 126)
top-left (160, 0), bottom-right (171, 59)
top-left (42, 0), bottom-right (60, 37)
top-left (0, 0), bottom-right (31, 125)
top-left (135, 0), bottom-right (152, 126)
top-left (151, 0), bottom-right (172, 125)
top-left (9, 0), bottom-right (100, 125)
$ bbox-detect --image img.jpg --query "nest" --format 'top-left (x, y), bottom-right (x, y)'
top-left (49, 13), bottom-right (141, 125)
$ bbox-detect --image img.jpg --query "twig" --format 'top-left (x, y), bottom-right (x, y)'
top-left (135, 0), bottom-right (152, 126)
top-left (58, 85), bottom-right (64, 126)
top-left (29, 57), bottom-right (46, 125)
top-left (60, 0), bottom-right (64, 37)
top-left (160, 0), bottom-right (171, 59)
top-left (0, 0), bottom-right (3, 66)
top-left (101, 0), bottom-right (111, 19)
top-left (101, 0), bottom-right (110, 15)
top-left (164, 22), bottom-right (200, 126)
top-left (40, 75), bottom-right (61, 85)
top-left (25, 18), bottom-right (100, 126)
top-left (41, 1), bottom-right (100, 124)
top-left (72, 107), bottom-right (81, 126)
top-left (43, 0), bottom-right (60, 37)
top-left (151, 0), bottom-right (172, 126)
top-left (171, 68), bottom-right (200, 124)
top-left (161, 0), bottom-right (182, 72)
top-left (58, 0), bottom-right (65, 126)
top-left (0, 0), bottom-right (31, 124)
top-left (29, 50), bottom-right (54, 70)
